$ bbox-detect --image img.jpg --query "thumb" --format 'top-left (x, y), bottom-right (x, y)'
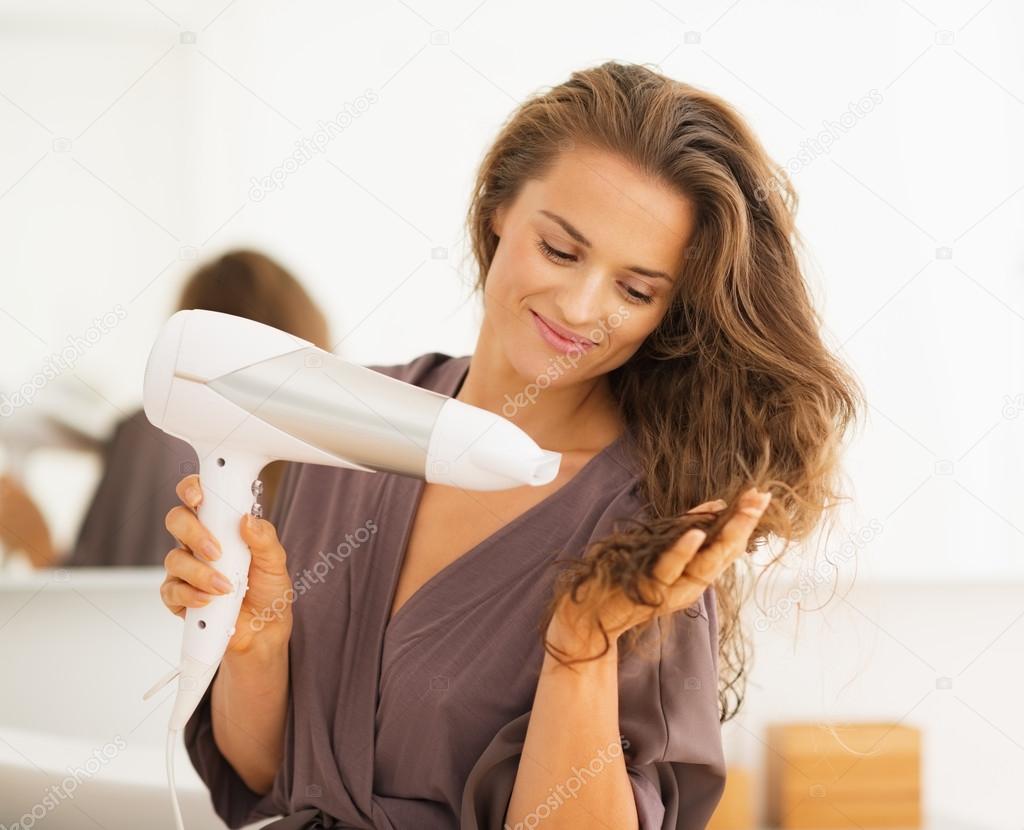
top-left (239, 513), bottom-right (287, 571)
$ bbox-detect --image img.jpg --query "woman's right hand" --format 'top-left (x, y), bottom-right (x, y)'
top-left (161, 474), bottom-right (294, 655)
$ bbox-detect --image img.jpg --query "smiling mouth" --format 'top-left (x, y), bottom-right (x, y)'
top-left (530, 310), bottom-right (595, 353)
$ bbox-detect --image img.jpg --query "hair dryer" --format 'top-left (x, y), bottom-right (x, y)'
top-left (139, 309), bottom-right (561, 823)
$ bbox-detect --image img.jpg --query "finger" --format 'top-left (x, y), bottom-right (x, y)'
top-left (239, 514), bottom-right (288, 574)
top-left (652, 526), bottom-right (708, 586)
top-left (714, 487), bottom-right (771, 556)
top-left (165, 504), bottom-right (221, 562)
top-left (160, 576), bottom-right (218, 616)
top-left (687, 498), bottom-right (727, 514)
top-left (683, 488), bottom-right (771, 585)
top-left (175, 475), bottom-right (203, 510)
top-left (163, 547), bottom-right (233, 596)
top-left (651, 499), bottom-right (728, 587)
top-left (159, 577), bottom-right (182, 616)
top-left (663, 573), bottom-right (714, 615)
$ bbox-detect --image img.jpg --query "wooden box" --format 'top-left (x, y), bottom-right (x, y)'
top-left (765, 722), bottom-right (921, 828)
top-left (708, 765), bottom-right (755, 830)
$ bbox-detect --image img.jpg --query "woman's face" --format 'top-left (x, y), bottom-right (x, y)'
top-left (486, 143), bottom-right (695, 387)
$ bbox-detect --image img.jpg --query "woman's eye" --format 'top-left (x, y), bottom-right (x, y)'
top-left (536, 238), bottom-right (576, 263)
top-left (621, 284), bottom-right (655, 305)
top-left (536, 237), bottom-right (655, 305)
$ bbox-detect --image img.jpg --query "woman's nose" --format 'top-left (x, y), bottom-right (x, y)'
top-left (554, 270), bottom-right (607, 329)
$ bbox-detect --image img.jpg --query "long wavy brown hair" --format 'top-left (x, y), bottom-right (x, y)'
top-left (464, 61), bottom-right (865, 722)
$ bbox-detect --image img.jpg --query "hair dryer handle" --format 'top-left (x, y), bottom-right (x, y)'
top-left (169, 452), bottom-right (270, 731)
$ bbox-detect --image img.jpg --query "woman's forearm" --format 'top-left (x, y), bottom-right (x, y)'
top-left (505, 623), bottom-right (639, 830)
top-left (210, 635), bottom-right (290, 795)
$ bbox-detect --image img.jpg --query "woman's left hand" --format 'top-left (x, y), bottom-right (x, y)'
top-left (547, 486), bottom-right (772, 660)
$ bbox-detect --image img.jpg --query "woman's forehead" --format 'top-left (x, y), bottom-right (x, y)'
top-left (520, 149), bottom-right (695, 273)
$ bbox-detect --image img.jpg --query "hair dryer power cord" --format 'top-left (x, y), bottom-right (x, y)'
top-left (167, 728), bottom-right (185, 830)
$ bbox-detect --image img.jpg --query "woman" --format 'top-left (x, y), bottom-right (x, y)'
top-left (160, 62), bottom-right (862, 829)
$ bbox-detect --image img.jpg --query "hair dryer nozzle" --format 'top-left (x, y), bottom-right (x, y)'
top-left (475, 446), bottom-right (561, 487)
top-left (425, 397), bottom-right (562, 490)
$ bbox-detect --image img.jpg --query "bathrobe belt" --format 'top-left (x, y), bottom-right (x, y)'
top-left (260, 807), bottom-right (353, 829)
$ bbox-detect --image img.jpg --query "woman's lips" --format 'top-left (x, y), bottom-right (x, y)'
top-left (530, 310), bottom-right (595, 354)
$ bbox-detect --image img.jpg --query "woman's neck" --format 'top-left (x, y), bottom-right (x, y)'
top-left (454, 351), bottom-right (624, 454)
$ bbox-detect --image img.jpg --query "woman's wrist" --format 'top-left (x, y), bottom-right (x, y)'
top-left (545, 611), bottom-right (620, 666)
top-left (227, 624), bottom-right (292, 665)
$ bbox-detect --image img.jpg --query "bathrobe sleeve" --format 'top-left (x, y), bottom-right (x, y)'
top-left (181, 670), bottom-right (287, 828)
top-left (459, 584), bottom-right (727, 830)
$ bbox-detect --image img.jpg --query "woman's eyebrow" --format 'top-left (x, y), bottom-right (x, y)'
top-left (537, 209), bottom-right (674, 282)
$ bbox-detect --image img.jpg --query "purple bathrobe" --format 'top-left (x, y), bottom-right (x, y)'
top-left (183, 352), bottom-right (726, 829)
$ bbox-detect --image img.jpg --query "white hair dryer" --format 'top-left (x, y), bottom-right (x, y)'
top-left (139, 309), bottom-right (561, 828)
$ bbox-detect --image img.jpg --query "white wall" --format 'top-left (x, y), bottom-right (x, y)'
top-left (2, 0), bottom-right (1021, 578)
top-left (2, 1), bottom-right (1022, 577)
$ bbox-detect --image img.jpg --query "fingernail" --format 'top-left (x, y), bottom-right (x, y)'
top-left (212, 574), bottom-right (233, 594)
top-left (186, 487), bottom-right (201, 506)
top-left (245, 513), bottom-right (260, 534)
top-left (201, 539), bottom-right (220, 561)
top-left (757, 491), bottom-right (772, 509)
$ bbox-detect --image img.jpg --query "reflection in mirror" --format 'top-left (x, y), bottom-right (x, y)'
top-left (0, 249), bottom-right (329, 580)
